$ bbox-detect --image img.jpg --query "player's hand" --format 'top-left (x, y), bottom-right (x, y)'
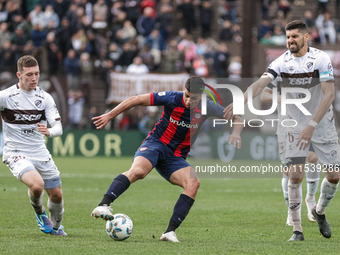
top-left (296, 125), bottom-right (314, 150)
top-left (92, 113), bottom-right (111, 129)
top-left (223, 103), bottom-right (234, 121)
top-left (37, 123), bottom-right (50, 136)
top-left (228, 133), bottom-right (242, 149)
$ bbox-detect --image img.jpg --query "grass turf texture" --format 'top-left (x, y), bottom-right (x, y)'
top-left (0, 157), bottom-right (339, 255)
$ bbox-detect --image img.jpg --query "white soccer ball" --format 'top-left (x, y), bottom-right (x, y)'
top-left (106, 213), bottom-right (133, 241)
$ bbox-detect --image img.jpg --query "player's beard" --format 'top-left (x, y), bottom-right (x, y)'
top-left (288, 40), bottom-right (304, 54)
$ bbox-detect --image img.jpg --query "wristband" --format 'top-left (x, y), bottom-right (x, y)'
top-left (309, 120), bottom-right (318, 128)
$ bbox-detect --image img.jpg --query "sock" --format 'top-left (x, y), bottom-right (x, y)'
top-left (165, 194), bottom-right (195, 233)
top-left (288, 180), bottom-right (302, 233)
top-left (306, 165), bottom-right (320, 201)
top-left (282, 174), bottom-right (289, 207)
top-left (28, 189), bottom-right (45, 215)
top-left (98, 174), bottom-right (131, 206)
top-left (48, 199), bottom-right (64, 229)
top-left (316, 178), bottom-right (339, 215)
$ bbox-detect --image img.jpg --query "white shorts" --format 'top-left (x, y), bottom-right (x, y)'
top-left (285, 132), bottom-right (340, 165)
top-left (4, 154), bottom-right (61, 189)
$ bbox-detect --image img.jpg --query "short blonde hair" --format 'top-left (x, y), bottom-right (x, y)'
top-left (17, 55), bottom-right (38, 73)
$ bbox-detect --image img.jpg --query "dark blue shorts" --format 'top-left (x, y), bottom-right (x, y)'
top-left (134, 138), bottom-right (190, 181)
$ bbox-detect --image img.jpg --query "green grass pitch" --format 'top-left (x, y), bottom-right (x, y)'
top-left (0, 157), bottom-right (339, 254)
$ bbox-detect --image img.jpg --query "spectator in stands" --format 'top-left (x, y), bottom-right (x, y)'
top-left (258, 19), bottom-right (272, 39)
top-left (107, 42), bottom-right (122, 66)
top-left (31, 24), bottom-right (47, 48)
top-left (193, 54), bottom-right (208, 77)
top-left (259, 30), bottom-right (273, 44)
top-left (69, 28), bottom-right (88, 55)
top-left (118, 42), bottom-right (136, 71)
top-left (156, 2), bottom-right (172, 40)
top-left (11, 25), bottom-right (28, 61)
top-left (139, 44), bottom-right (154, 71)
top-left (140, 0), bottom-right (157, 18)
top-left (125, 0), bottom-right (140, 26)
top-left (316, 0), bottom-right (329, 15)
top-left (278, 0), bottom-right (291, 19)
top-left (22, 40), bottom-right (38, 58)
top-left (175, 28), bottom-right (187, 44)
top-left (144, 28), bottom-right (165, 67)
top-left (137, 7), bottom-right (156, 37)
top-left (93, 0), bottom-right (108, 22)
top-left (54, 0), bottom-right (70, 21)
top-left (121, 20), bottom-right (137, 42)
top-left (57, 18), bottom-right (73, 57)
top-left (64, 49), bottom-right (80, 90)
top-left (68, 89), bottom-right (86, 129)
top-left (228, 55), bottom-right (242, 83)
top-left (0, 22), bottom-right (11, 48)
top-left (65, 3), bottom-right (78, 29)
top-left (316, 11), bottom-right (336, 45)
top-left (270, 26), bottom-right (286, 46)
top-left (231, 23), bottom-right (242, 42)
top-left (44, 32), bottom-right (60, 75)
top-left (302, 10), bottom-right (316, 31)
top-left (126, 56), bottom-right (149, 74)
top-left (226, 0), bottom-right (238, 23)
top-left (29, 5), bottom-right (46, 28)
top-left (79, 52), bottom-right (93, 82)
top-left (138, 106), bottom-right (159, 136)
top-left (178, 34), bottom-right (197, 73)
top-left (213, 42), bottom-right (230, 78)
top-left (0, 40), bottom-right (16, 73)
top-left (199, 0), bottom-right (213, 38)
top-left (164, 40), bottom-right (181, 73)
top-left (0, 2), bottom-right (8, 22)
top-left (177, 0), bottom-right (196, 34)
top-left (219, 20), bottom-right (234, 41)
top-left (44, 5), bottom-right (60, 29)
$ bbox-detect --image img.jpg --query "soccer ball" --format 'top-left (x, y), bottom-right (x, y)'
top-left (106, 213), bottom-right (133, 241)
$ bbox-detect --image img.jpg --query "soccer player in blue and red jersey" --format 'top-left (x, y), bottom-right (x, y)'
top-left (91, 76), bottom-right (243, 242)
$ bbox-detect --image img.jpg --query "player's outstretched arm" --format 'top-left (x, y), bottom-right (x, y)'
top-left (223, 76), bottom-right (272, 120)
top-left (297, 81), bottom-right (335, 150)
top-left (228, 115), bottom-right (243, 149)
top-left (92, 93), bottom-right (151, 129)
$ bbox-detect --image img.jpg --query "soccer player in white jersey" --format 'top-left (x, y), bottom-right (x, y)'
top-left (225, 20), bottom-right (340, 241)
top-left (261, 83), bottom-right (320, 225)
top-left (0, 55), bottom-right (66, 235)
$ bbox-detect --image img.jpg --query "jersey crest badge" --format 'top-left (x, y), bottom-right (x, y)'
top-left (35, 100), bottom-right (42, 108)
top-left (306, 62), bottom-right (313, 70)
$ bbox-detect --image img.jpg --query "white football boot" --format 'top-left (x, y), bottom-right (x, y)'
top-left (91, 206), bottom-right (114, 220)
top-left (160, 231), bottom-right (180, 242)
top-left (305, 198), bottom-right (316, 222)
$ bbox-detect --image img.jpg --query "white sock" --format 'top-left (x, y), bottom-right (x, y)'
top-left (28, 189), bottom-right (45, 215)
top-left (281, 174), bottom-right (289, 207)
top-left (305, 164), bottom-right (320, 201)
top-left (288, 180), bottom-right (302, 232)
top-left (316, 178), bottom-right (339, 215)
top-left (48, 199), bottom-right (64, 229)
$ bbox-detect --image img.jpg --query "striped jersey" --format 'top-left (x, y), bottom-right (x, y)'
top-left (149, 91), bottom-right (224, 158)
top-left (0, 84), bottom-right (61, 160)
top-left (264, 47), bottom-right (334, 133)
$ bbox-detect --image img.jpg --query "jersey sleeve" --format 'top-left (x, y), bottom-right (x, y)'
top-left (317, 52), bottom-right (334, 82)
top-left (206, 99), bottom-right (224, 118)
top-left (150, 91), bottom-right (175, 107)
top-left (45, 93), bottom-right (61, 125)
top-left (0, 90), bottom-right (6, 110)
top-left (263, 54), bottom-right (285, 80)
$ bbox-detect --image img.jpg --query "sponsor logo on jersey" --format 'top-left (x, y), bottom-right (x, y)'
top-left (288, 66), bottom-right (294, 71)
top-left (14, 113), bottom-right (42, 121)
top-left (35, 100), bottom-right (42, 108)
top-left (35, 94), bottom-right (44, 99)
top-left (328, 62), bottom-right (333, 71)
top-left (169, 116), bottom-right (199, 129)
top-left (195, 113), bottom-right (201, 119)
top-left (158, 92), bottom-right (166, 96)
top-left (9, 93), bottom-right (20, 98)
top-left (21, 128), bottom-right (36, 137)
top-left (288, 77), bottom-right (313, 85)
top-left (139, 147), bottom-right (148, 151)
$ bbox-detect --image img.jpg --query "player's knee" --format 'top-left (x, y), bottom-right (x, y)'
top-left (30, 181), bottom-right (44, 195)
top-left (307, 154), bottom-right (318, 164)
top-left (187, 178), bottom-right (200, 194)
top-left (326, 177), bottom-right (339, 184)
top-left (128, 167), bottom-right (148, 181)
top-left (49, 190), bottom-right (63, 203)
